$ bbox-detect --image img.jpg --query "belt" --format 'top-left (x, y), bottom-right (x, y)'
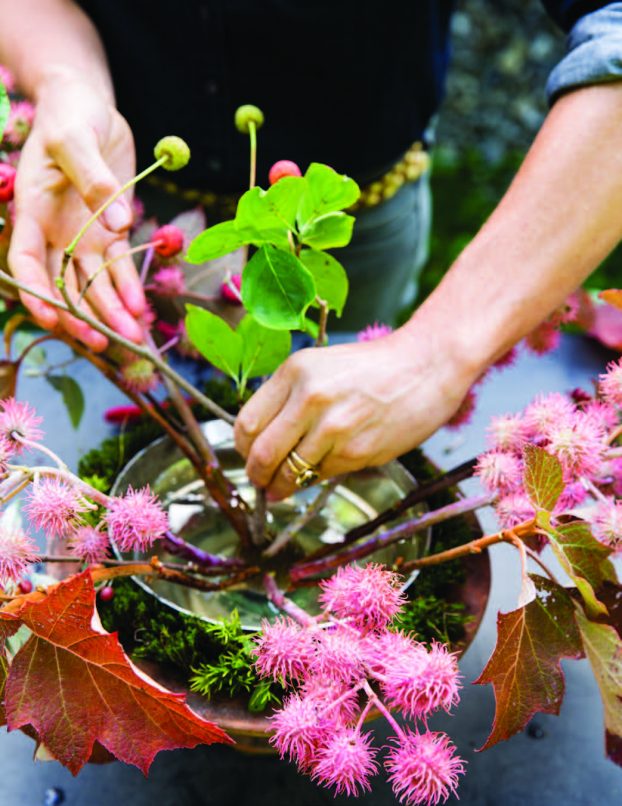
top-left (146, 140), bottom-right (430, 219)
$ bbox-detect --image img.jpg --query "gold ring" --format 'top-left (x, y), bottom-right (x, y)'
top-left (286, 449), bottom-right (320, 489)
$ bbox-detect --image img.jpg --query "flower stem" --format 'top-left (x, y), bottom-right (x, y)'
top-left (263, 573), bottom-right (317, 626)
top-left (248, 121), bottom-right (257, 189)
top-left (362, 680), bottom-right (405, 740)
top-left (79, 242), bottom-right (157, 305)
top-left (315, 298), bottom-right (329, 347)
top-left (12, 434), bottom-right (68, 469)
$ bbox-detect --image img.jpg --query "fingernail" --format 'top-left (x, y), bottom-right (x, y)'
top-left (103, 201), bottom-right (132, 232)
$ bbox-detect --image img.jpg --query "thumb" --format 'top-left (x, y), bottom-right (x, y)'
top-left (48, 127), bottom-right (132, 232)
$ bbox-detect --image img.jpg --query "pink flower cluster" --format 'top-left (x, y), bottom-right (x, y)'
top-left (473, 361), bottom-right (622, 549)
top-left (255, 564), bottom-right (464, 804)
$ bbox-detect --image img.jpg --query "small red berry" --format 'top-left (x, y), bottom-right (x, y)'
top-left (99, 585), bottom-right (115, 602)
top-left (220, 273), bottom-right (242, 304)
top-left (0, 163), bottom-right (16, 203)
top-left (268, 160), bottom-right (302, 185)
top-left (152, 224), bottom-right (184, 258)
top-left (18, 578), bottom-right (33, 594)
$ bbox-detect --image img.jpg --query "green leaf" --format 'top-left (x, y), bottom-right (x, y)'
top-left (184, 305), bottom-right (242, 380)
top-left (297, 163), bottom-right (360, 226)
top-left (475, 575), bottom-right (583, 750)
top-left (0, 80), bottom-right (9, 143)
top-left (545, 520), bottom-right (616, 617)
top-left (234, 186), bottom-right (293, 248)
top-left (241, 245), bottom-right (316, 330)
top-left (575, 607), bottom-right (622, 765)
top-left (299, 249), bottom-right (349, 316)
top-left (237, 315), bottom-right (291, 382)
top-left (300, 212), bottom-right (355, 250)
top-left (302, 317), bottom-right (320, 339)
top-left (523, 445), bottom-right (564, 511)
top-left (185, 221), bottom-right (245, 264)
top-left (47, 375), bottom-right (85, 429)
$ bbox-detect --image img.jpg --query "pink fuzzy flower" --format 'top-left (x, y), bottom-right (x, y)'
top-left (0, 525), bottom-right (40, 584)
top-left (0, 65), bottom-right (16, 94)
top-left (312, 626), bottom-right (365, 683)
top-left (270, 693), bottom-right (334, 770)
top-left (609, 457), bottom-right (622, 497)
top-left (69, 526), bottom-right (110, 564)
top-left (311, 728), bottom-right (378, 797)
top-left (25, 478), bottom-right (87, 539)
top-left (475, 450), bottom-right (523, 495)
top-left (319, 563), bottom-right (406, 632)
top-left (105, 485), bottom-right (168, 552)
top-left (495, 492), bottom-right (536, 529)
top-left (545, 412), bottom-right (605, 477)
top-left (357, 322), bottom-right (393, 342)
top-left (254, 617), bottom-right (317, 684)
top-left (120, 358), bottom-right (159, 394)
top-left (583, 400), bottom-right (619, 431)
top-left (300, 677), bottom-right (360, 722)
top-left (382, 642), bottom-right (460, 720)
top-left (151, 266), bottom-right (186, 297)
top-left (554, 481), bottom-right (587, 513)
top-left (524, 321), bottom-right (560, 355)
top-left (599, 359), bottom-right (622, 409)
top-left (363, 630), bottom-right (419, 677)
top-left (446, 388), bottom-right (476, 430)
top-left (0, 398), bottom-right (43, 449)
top-left (590, 498), bottom-right (622, 551)
top-left (487, 413), bottom-right (527, 453)
top-left (4, 100), bottom-right (35, 147)
top-left (523, 393), bottom-right (575, 441)
top-left (0, 436), bottom-right (16, 471)
top-left (385, 730), bottom-right (465, 806)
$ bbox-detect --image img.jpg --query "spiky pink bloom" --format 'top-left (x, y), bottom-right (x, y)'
top-left (0, 65), bottom-right (16, 94)
top-left (311, 729), bottom-right (378, 797)
top-left (254, 617), bottom-right (317, 684)
top-left (319, 563), bottom-right (406, 632)
top-left (446, 388), bottom-right (476, 429)
top-left (269, 693), bottom-right (334, 770)
top-left (559, 292), bottom-right (580, 325)
top-left (475, 450), bottom-right (523, 495)
top-left (583, 400), bottom-right (619, 431)
top-left (495, 492), bottom-right (536, 529)
top-left (4, 100), bottom-right (35, 147)
top-left (590, 499), bottom-right (622, 551)
top-left (382, 642), bottom-right (460, 720)
top-left (0, 525), bottom-right (40, 584)
top-left (555, 481), bottom-right (587, 513)
top-left (105, 485), bottom-right (168, 552)
top-left (610, 458), bottom-right (622, 497)
top-left (312, 626), bottom-right (365, 683)
top-left (151, 266), bottom-right (186, 297)
top-left (385, 730), bottom-right (465, 806)
top-left (599, 359), bottom-right (622, 409)
top-left (523, 393), bottom-right (575, 440)
top-left (363, 630), bottom-right (419, 677)
top-left (492, 346), bottom-right (518, 370)
top-left (68, 526), bottom-right (110, 564)
top-left (25, 477), bottom-right (87, 539)
top-left (0, 398), bottom-right (43, 449)
top-left (486, 413), bottom-right (527, 453)
top-left (545, 412), bottom-right (605, 476)
top-left (524, 321), bottom-right (560, 355)
top-left (0, 435), bottom-right (16, 471)
top-left (300, 677), bottom-right (360, 722)
top-left (120, 358), bottom-right (159, 394)
top-left (357, 322), bottom-right (393, 342)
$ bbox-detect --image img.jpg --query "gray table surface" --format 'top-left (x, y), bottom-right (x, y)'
top-left (1, 333), bottom-right (622, 806)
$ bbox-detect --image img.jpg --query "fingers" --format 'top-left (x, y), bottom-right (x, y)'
top-left (7, 213), bottom-right (59, 329)
top-left (48, 127), bottom-right (132, 232)
top-left (266, 426), bottom-right (333, 501)
top-left (105, 240), bottom-right (146, 318)
top-left (235, 369), bottom-right (293, 460)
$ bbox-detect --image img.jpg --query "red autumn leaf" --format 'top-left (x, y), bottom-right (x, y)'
top-left (0, 571), bottom-right (232, 774)
top-left (475, 575), bottom-right (583, 750)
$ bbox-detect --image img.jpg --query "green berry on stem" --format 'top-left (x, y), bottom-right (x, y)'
top-left (153, 136), bottom-right (191, 171)
top-left (234, 105), bottom-right (264, 134)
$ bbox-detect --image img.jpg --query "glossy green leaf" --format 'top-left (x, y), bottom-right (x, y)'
top-left (523, 445), bottom-right (564, 512)
top-left (235, 187), bottom-right (292, 248)
top-left (299, 249), bottom-right (349, 316)
top-left (300, 212), bottom-right (355, 250)
top-left (47, 375), bottom-right (85, 429)
top-left (0, 80), bottom-right (8, 143)
top-left (297, 163), bottom-right (360, 226)
top-left (241, 246), bottom-right (316, 330)
top-left (185, 305), bottom-right (242, 380)
top-left (185, 221), bottom-right (245, 264)
top-left (238, 315), bottom-right (291, 381)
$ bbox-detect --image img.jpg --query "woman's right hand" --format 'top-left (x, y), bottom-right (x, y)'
top-left (8, 67), bottom-right (146, 350)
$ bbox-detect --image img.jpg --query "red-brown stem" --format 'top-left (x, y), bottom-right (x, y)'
top-left (89, 557), bottom-right (259, 591)
top-left (38, 554), bottom-right (244, 576)
top-left (263, 573), bottom-right (316, 626)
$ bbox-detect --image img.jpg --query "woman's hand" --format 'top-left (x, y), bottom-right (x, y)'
top-left (235, 328), bottom-right (473, 500)
top-left (8, 68), bottom-right (146, 351)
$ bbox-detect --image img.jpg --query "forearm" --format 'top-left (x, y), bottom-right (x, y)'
top-left (0, 0), bottom-right (113, 100)
top-left (402, 82), bottom-right (622, 381)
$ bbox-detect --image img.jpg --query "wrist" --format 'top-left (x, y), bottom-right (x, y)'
top-left (32, 64), bottom-right (114, 105)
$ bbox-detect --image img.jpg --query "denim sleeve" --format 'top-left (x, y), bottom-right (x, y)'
top-left (546, 3), bottom-right (622, 102)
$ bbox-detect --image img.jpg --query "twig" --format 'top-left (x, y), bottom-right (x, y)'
top-left (251, 488), bottom-right (267, 546)
top-left (315, 297), bottom-right (328, 347)
top-left (263, 573), bottom-right (316, 626)
top-left (162, 529), bottom-right (246, 570)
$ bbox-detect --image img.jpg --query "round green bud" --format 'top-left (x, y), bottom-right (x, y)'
top-left (234, 105), bottom-right (264, 134)
top-left (153, 136), bottom-right (191, 171)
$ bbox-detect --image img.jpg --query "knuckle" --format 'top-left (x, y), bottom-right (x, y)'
top-left (82, 174), bottom-right (114, 206)
top-left (320, 415), bottom-right (345, 439)
top-left (251, 441), bottom-right (274, 472)
top-left (46, 124), bottom-right (81, 154)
